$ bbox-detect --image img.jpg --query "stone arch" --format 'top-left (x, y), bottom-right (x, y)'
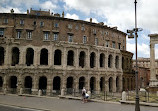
top-left (53, 76), bottom-right (61, 90)
top-left (79, 76), bottom-right (85, 90)
top-left (115, 56), bottom-right (119, 69)
top-left (0, 76), bottom-right (3, 87)
top-left (24, 76), bottom-right (32, 88)
top-left (109, 77), bottom-right (113, 92)
top-left (122, 57), bottom-right (124, 69)
top-left (0, 46), bottom-right (4, 66)
top-left (90, 76), bottom-right (96, 92)
top-left (26, 48), bottom-right (34, 66)
top-left (66, 76), bottom-right (74, 94)
top-left (90, 52), bottom-right (96, 68)
top-left (100, 77), bottom-right (105, 91)
top-left (54, 49), bottom-right (62, 65)
top-left (9, 76), bottom-right (17, 88)
top-left (67, 50), bottom-right (74, 66)
top-left (40, 48), bottom-right (48, 65)
top-left (108, 54), bottom-right (113, 68)
top-left (79, 51), bottom-right (85, 68)
top-left (100, 53), bottom-right (105, 68)
top-left (116, 76), bottom-right (119, 92)
top-left (39, 76), bottom-right (47, 90)
top-left (11, 47), bottom-right (20, 66)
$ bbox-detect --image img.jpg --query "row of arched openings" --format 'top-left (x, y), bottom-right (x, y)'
top-left (0, 46), bottom-right (120, 69)
top-left (0, 76), bottom-right (120, 92)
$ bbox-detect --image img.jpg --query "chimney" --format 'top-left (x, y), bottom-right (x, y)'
top-left (27, 9), bottom-right (29, 14)
top-left (10, 9), bottom-right (14, 13)
top-left (62, 11), bottom-right (64, 18)
top-left (90, 18), bottom-right (92, 23)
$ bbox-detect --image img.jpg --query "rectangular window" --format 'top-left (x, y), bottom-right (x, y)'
top-left (75, 25), bottom-right (79, 30)
top-left (83, 36), bottom-right (87, 44)
top-left (93, 29), bottom-right (96, 34)
top-left (17, 31), bottom-right (21, 39)
top-left (54, 33), bottom-right (58, 41)
top-left (81, 24), bottom-right (85, 31)
top-left (106, 41), bottom-right (109, 47)
top-left (44, 32), bottom-right (49, 40)
top-left (118, 43), bottom-right (121, 49)
top-left (0, 28), bottom-right (4, 37)
top-left (4, 18), bottom-right (8, 24)
top-left (54, 23), bottom-right (59, 28)
top-left (95, 38), bottom-right (98, 45)
top-left (68, 35), bottom-right (73, 42)
top-left (68, 24), bottom-right (72, 29)
top-left (40, 21), bottom-right (44, 27)
top-left (112, 41), bottom-right (115, 48)
top-left (27, 31), bottom-right (32, 39)
top-left (20, 19), bottom-right (24, 25)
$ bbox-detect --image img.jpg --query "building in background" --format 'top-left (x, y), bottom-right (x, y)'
top-left (0, 9), bottom-right (134, 95)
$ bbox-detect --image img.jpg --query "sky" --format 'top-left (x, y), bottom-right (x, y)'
top-left (0, 0), bottom-right (158, 59)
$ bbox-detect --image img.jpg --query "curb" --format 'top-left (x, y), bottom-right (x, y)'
top-left (119, 100), bottom-right (158, 107)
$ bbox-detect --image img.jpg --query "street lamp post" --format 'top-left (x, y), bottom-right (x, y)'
top-left (127, 0), bottom-right (142, 111)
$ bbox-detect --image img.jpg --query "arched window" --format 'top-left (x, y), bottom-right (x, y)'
top-left (40, 48), bottom-right (48, 65)
top-left (108, 54), bottom-right (112, 68)
top-left (90, 52), bottom-right (96, 68)
top-left (109, 77), bottom-right (113, 92)
top-left (54, 49), bottom-right (62, 65)
top-left (79, 51), bottom-right (85, 68)
top-left (100, 53), bottom-right (105, 67)
top-left (53, 76), bottom-right (61, 90)
top-left (79, 76), bottom-right (85, 90)
top-left (0, 47), bottom-right (4, 66)
top-left (115, 56), bottom-right (119, 69)
top-left (24, 76), bottom-right (32, 88)
top-left (26, 48), bottom-right (34, 66)
top-left (12, 47), bottom-right (20, 66)
top-left (67, 50), bottom-right (74, 66)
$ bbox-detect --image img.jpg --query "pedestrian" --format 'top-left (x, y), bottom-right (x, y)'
top-left (82, 87), bottom-right (86, 103)
top-left (85, 93), bottom-right (89, 103)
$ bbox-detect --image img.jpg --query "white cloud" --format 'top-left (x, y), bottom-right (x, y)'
top-left (65, 13), bottom-right (79, 20)
top-left (85, 18), bottom-right (98, 23)
top-left (40, 1), bottom-right (57, 11)
top-left (63, 0), bottom-right (158, 33)
top-left (127, 42), bottom-right (150, 58)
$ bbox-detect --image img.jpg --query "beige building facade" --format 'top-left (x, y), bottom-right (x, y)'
top-left (0, 9), bottom-right (133, 95)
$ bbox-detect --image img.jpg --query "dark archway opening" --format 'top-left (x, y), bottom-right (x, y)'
top-left (109, 77), bottom-right (113, 92)
top-left (26, 48), bottom-right (34, 66)
top-left (0, 76), bottom-right (3, 87)
top-left (79, 51), bottom-right (85, 68)
top-left (100, 77), bottom-right (105, 91)
top-left (90, 52), bottom-right (95, 68)
top-left (116, 76), bottom-right (119, 92)
top-left (108, 55), bottom-right (112, 68)
top-left (40, 49), bottom-right (48, 65)
top-left (54, 50), bottom-right (62, 65)
top-left (66, 77), bottom-right (73, 94)
top-left (0, 47), bottom-right (4, 66)
top-left (79, 77), bottom-right (85, 90)
top-left (67, 50), bottom-right (74, 66)
top-left (90, 77), bottom-right (95, 93)
top-left (122, 57), bottom-right (124, 69)
top-left (24, 76), bottom-right (32, 88)
top-left (53, 76), bottom-right (61, 90)
top-left (115, 56), bottom-right (119, 69)
top-left (10, 76), bottom-right (17, 88)
top-left (12, 47), bottom-right (19, 66)
top-left (39, 76), bottom-right (47, 90)
top-left (100, 53), bottom-right (105, 67)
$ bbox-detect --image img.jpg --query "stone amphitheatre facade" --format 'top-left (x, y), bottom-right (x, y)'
top-left (0, 9), bottom-right (134, 95)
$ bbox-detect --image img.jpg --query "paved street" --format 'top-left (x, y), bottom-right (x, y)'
top-left (0, 104), bottom-right (42, 111)
top-left (0, 95), bottom-right (158, 111)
